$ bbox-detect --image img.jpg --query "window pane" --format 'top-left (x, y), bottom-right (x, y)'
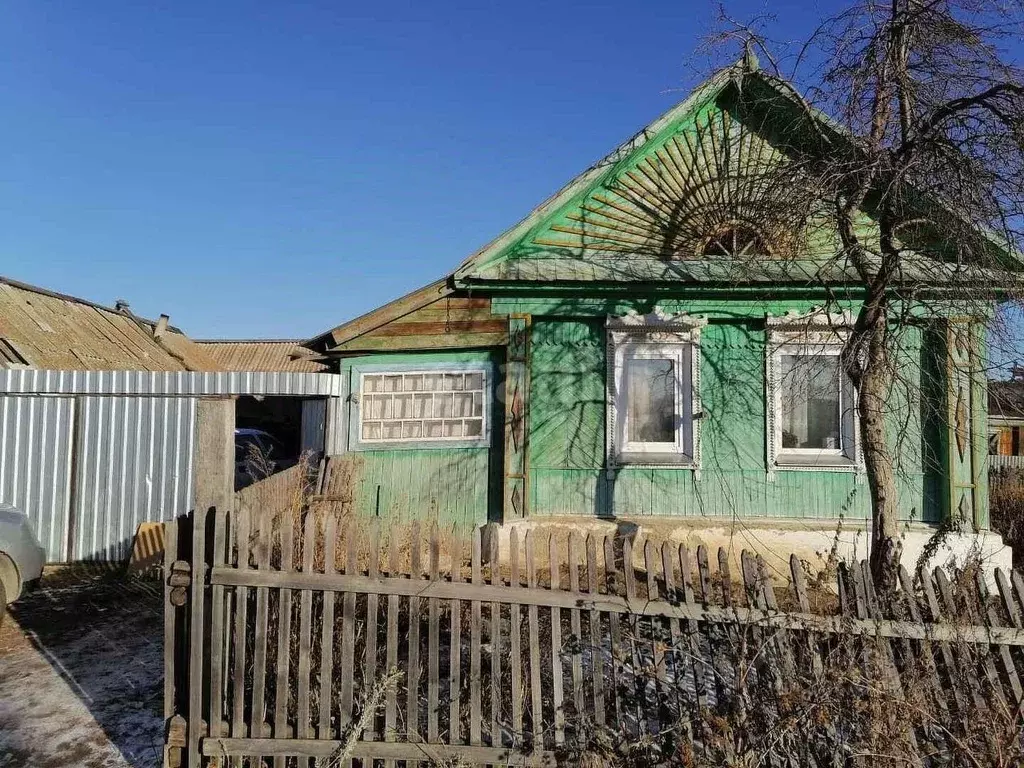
top-left (780, 354), bottom-right (841, 449)
top-left (453, 393), bottom-right (473, 417)
top-left (626, 357), bottom-right (676, 444)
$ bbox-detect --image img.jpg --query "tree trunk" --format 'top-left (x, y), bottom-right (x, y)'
top-left (857, 348), bottom-right (902, 592)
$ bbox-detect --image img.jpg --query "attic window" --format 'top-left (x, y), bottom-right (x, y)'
top-left (701, 225), bottom-right (769, 258)
top-left (0, 338), bottom-right (29, 367)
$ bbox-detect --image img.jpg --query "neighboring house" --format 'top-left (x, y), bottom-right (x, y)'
top-left (305, 61), bottom-right (1008, 571)
top-left (0, 277), bottom-right (340, 562)
top-left (195, 339), bottom-right (328, 374)
top-left (989, 374), bottom-right (1024, 464)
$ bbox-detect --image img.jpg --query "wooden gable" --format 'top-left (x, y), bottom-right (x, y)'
top-left (317, 280), bottom-right (507, 354)
top-left (453, 63), bottom-right (884, 288)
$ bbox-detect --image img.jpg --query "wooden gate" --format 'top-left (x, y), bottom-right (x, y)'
top-left (165, 503), bottom-right (1024, 768)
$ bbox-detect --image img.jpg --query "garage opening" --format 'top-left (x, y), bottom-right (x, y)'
top-left (234, 396), bottom-right (326, 489)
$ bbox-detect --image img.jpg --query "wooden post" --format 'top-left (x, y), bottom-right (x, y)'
top-left (193, 397), bottom-right (235, 517)
top-left (941, 320), bottom-right (985, 531)
top-left (503, 315), bottom-right (531, 520)
top-left (187, 397), bottom-right (234, 766)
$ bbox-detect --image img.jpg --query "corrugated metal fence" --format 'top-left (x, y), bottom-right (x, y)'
top-left (0, 370), bottom-right (344, 562)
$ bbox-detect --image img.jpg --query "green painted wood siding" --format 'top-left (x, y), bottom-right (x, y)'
top-left (347, 448), bottom-right (492, 530)
top-left (528, 317), bottom-right (943, 523)
top-left (337, 350), bottom-right (503, 531)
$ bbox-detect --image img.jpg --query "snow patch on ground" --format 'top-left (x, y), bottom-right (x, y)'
top-left (0, 572), bottom-right (163, 768)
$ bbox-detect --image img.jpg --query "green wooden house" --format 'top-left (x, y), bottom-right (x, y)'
top-left (307, 61), bottom-right (1009, 571)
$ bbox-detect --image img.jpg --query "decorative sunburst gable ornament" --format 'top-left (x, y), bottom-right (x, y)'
top-left (455, 63), bottom-right (836, 285)
top-left (526, 106), bottom-right (820, 265)
top-left (545, 108), bottom-right (812, 262)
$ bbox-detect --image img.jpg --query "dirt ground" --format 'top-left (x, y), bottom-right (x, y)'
top-left (0, 568), bottom-right (163, 768)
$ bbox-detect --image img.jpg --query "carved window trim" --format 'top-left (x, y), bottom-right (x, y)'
top-left (765, 310), bottom-right (863, 478)
top-left (606, 310), bottom-right (706, 474)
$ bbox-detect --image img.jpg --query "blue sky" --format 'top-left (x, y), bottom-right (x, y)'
top-left (0, 1), bottom-right (996, 340)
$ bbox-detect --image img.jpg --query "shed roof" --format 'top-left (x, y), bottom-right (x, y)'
top-left (195, 339), bottom-right (329, 373)
top-left (990, 380), bottom-right (1024, 420)
top-left (0, 275), bottom-right (222, 372)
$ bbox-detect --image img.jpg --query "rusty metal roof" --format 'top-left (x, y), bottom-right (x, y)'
top-left (0, 276), bottom-right (222, 371)
top-left (195, 339), bottom-right (328, 373)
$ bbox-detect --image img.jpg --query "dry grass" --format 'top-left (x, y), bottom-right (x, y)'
top-left (990, 468), bottom-right (1024, 569)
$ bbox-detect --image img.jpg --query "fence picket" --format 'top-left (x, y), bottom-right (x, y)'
top-left (488, 530), bottom-right (502, 748)
top-left (296, 513), bottom-right (315, 739)
top-left (644, 539), bottom-right (667, 734)
top-left (272, 512), bottom-right (293, 768)
top-left (509, 527), bottom-right (524, 742)
top-left (525, 531), bottom-right (544, 747)
top-left (602, 535), bottom-right (621, 732)
top-left (976, 569), bottom-right (1022, 707)
top-left (896, 565), bottom-right (948, 720)
top-left (568, 531), bottom-right (585, 724)
top-left (919, 565), bottom-right (969, 714)
top-left (660, 541), bottom-right (685, 739)
top-left (585, 533), bottom-right (606, 729)
top-left (469, 529), bottom-right (482, 747)
top-left (250, 509), bottom-right (272, 739)
top-left (428, 527), bottom-right (441, 744)
top-left (408, 522), bottom-right (423, 743)
top-left (696, 545), bottom-right (711, 605)
top-left (791, 555), bottom-right (823, 679)
top-left (208, 508), bottom-right (227, 741)
top-left (681, 546), bottom-right (709, 725)
top-left (551, 534), bottom-right (567, 745)
top-left (622, 536), bottom-right (644, 738)
top-left (186, 506), bottom-right (208, 768)
top-left (449, 533), bottom-right (463, 745)
top-left (319, 512), bottom-right (338, 740)
top-left (339, 526), bottom-right (359, 744)
top-left (384, 532), bottom-right (399, 766)
top-left (364, 520), bottom-right (381, 741)
top-left (230, 505), bottom-right (251, 739)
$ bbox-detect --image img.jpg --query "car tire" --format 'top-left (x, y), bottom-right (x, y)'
top-left (0, 578), bottom-right (6, 627)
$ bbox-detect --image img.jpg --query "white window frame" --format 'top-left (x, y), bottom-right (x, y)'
top-left (606, 310), bottom-right (706, 471)
top-left (351, 363), bottom-right (491, 450)
top-left (765, 311), bottom-right (862, 474)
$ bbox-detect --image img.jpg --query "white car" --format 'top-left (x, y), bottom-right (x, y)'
top-left (0, 503), bottom-right (45, 621)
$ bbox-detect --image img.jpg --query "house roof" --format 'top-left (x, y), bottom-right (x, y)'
top-left (452, 61), bottom-right (1014, 288)
top-left (990, 380), bottom-right (1024, 419)
top-left (307, 278), bottom-right (454, 352)
top-left (0, 275), bottom-right (222, 371)
top-left (196, 339), bottom-right (329, 373)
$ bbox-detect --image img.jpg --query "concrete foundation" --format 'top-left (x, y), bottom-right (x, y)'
top-left (495, 516), bottom-right (1012, 585)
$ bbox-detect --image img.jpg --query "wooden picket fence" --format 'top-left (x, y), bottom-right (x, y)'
top-left (164, 504), bottom-right (1024, 767)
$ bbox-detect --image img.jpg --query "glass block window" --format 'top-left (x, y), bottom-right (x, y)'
top-left (359, 370), bottom-right (487, 444)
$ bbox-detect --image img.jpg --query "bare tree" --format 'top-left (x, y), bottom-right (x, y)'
top-left (706, 0), bottom-right (1024, 589)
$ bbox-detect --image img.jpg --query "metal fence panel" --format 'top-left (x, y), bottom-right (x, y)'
top-left (0, 369), bottom-right (343, 397)
top-left (71, 395), bottom-right (197, 561)
top-left (0, 395), bottom-right (74, 561)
